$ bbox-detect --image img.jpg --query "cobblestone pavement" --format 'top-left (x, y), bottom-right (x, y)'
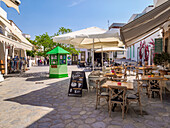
top-left (0, 66), bottom-right (170, 128)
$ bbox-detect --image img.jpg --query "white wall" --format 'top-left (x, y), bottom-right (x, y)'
top-left (10, 22), bottom-right (22, 34)
top-left (0, 7), bottom-right (7, 19)
top-left (126, 30), bottom-right (162, 63)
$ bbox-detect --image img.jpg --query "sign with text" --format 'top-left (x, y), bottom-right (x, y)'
top-left (68, 71), bottom-right (88, 97)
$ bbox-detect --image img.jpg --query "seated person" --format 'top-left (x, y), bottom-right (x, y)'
top-left (110, 60), bottom-right (118, 66)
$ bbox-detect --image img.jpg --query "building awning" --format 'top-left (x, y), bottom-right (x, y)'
top-left (2, 0), bottom-right (20, 14)
top-left (0, 16), bottom-right (33, 50)
top-left (120, 0), bottom-right (170, 47)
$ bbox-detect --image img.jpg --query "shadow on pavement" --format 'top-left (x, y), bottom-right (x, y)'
top-left (4, 78), bottom-right (92, 128)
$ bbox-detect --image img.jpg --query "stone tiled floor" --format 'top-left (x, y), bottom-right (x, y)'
top-left (0, 66), bottom-right (169, 128)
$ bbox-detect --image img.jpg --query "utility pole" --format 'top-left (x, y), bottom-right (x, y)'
top-left (108, 20), bottom-right (110, 30)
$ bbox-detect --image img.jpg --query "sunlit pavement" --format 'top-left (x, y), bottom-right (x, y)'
top-left (0, 66), bottom-right (169, 128)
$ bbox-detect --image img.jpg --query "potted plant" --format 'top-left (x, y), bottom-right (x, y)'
top-left (154, 52), bottom-right (170, 76)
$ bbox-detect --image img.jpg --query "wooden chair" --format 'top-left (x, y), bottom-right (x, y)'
top-left (95, 79), bottom-right (109, 109)
top-left (108, 85), bottom-right (127, 119)
top-left (126, 79), bottom-right (142, 115)
top-left (136, 67), bottom-right (148, 94)
top-left (148, 78), bottom-right (163, 102)
top-left (124, 65), bottom-right (127, 80)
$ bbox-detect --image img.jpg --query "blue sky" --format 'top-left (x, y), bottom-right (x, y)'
top-left (1, 0), bottom-right (153, 39)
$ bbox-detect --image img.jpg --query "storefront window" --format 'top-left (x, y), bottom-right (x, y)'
top-left (81, 51), bottom-right (85, 61)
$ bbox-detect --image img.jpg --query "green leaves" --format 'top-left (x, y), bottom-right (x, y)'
top-left (154, 52), bottom-right (170, 65)
top-left (26, 27), bottom-right (79, 57)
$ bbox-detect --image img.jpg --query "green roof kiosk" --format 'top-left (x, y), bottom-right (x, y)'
top-left (47, 46), bottom-right (69, 78)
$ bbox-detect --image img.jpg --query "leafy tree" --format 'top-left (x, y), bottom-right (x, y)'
top-left (26, 50), bottom-right (35, 57)
top-left (154, 52), bottom-right (170, 65)
top-left (26, 38), bottom-right (36, 57)
top-left (35, 32), bottom-right (56, 55)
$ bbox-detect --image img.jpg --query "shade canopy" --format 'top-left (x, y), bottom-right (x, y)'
top-left (46, 46), bottom-right (69, 55)
top-left (53, 26), bottom-right (123, 70)
top-left (95, 47), bottom-right (126, 53)
top-left (120, 0), bottom-right (170, 47)
top-left (53, 27), bottom-right (123, 47)
top-left (1, 0), bottom-right (20, 14)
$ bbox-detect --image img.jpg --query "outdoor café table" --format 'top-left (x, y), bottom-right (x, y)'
top-left (140, 75), bottom-right (169, 94)
top-left (138, 67), bottom-right (154, 75)
top-left (101, 81), bottom-right (133, 90)
top-left (140, 75), bottom-right (168, 81)
top-left (104, 73), bottom-right (124, 79)
top-left (111, 66), bottom-right (123, 74)
top-left (111, 66), bottom-right (123, 70)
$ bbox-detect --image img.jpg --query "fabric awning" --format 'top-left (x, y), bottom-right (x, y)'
top-left (120, 0), bottom-right (170, 47)
top-left (2, 0), bottom-right (20, 14)
top-left (0, 16), bottom-right (33, 50)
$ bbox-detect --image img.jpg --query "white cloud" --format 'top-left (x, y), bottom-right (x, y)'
top-left (68, 0), bottom-right (85, 7)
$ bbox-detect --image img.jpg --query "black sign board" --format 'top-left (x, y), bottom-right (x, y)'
top-left (68, 71), bottom-right (88, 97)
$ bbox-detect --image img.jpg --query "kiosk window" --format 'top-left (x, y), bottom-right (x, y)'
top-left (59, 55), bottom-right (66, 65)
top-left (51, 55), bottom-right (57, 65)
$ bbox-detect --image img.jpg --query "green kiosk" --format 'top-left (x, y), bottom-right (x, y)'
top-left (47, 46), bottom-right (69, 78)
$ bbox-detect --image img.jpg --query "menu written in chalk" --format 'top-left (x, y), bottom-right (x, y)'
top-left (68, 71), bottom-right (88, 97)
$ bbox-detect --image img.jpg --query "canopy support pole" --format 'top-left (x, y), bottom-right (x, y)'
top-left (112, 52), bottom-right (114, 62)
top-left (101, 45), bottom-right (103, 68)
top-left (92, 38), bottom-right (94, 71)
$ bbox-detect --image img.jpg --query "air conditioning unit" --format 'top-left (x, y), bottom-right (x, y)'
top-left (11, 0), bottom-right (21, 6)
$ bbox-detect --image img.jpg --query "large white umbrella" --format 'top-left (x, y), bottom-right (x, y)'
top-left (53, 27), bottom-right (123, 70)
top-left (95, 47), bottom-right (126, 53)
top-left (95, 47), bottom-right (126, 63)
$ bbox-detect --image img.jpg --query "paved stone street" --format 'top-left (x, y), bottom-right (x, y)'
top-left (0, 66), bottom-right (170, 128)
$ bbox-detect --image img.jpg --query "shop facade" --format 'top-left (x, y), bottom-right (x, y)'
top-left (120, 0), bottom-right (170, 65)
top-left (0, 7), bottom-right (33, 75)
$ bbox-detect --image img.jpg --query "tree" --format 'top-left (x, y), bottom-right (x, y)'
top-left (34, 32), bottom-right (56, 57)
top-left (26, 38), bottom-right (36, 57)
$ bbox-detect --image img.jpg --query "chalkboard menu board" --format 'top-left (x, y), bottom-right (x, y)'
top-left (68, 71), bottom-right (88, 97)
top-left (155, 38), bottom-right (163, 54)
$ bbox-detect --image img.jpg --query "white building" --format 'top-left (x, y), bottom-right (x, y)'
top-left (0, 7), bottom-right (33, 75)
top-left (126, 4), bottom-right (163, 65)
top-left (108, 23), bottom-right (126, 60)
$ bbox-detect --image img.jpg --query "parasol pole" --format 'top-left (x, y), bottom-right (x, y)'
top-left (101, 45), bottom-right (103, 68)
top-left (92, 38), bottom-right (94, 71)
